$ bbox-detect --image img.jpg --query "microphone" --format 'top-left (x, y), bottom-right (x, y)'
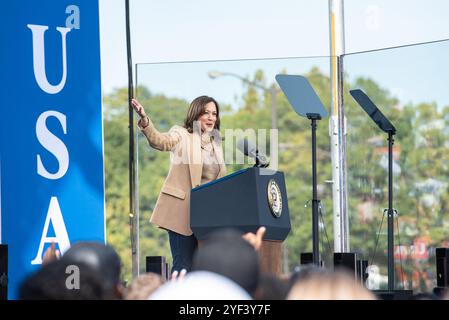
top-left (236, 138), bottom-right (270, 168)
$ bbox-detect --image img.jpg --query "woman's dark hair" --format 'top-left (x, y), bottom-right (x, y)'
top-left (184, 95), bottom-right (220, 133)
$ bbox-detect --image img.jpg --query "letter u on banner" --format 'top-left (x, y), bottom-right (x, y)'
top-left (27, 24), bottom-right (71, 94)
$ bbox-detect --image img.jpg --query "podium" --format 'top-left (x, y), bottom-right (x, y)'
top-left (191, 167), bottom-right (291, 275)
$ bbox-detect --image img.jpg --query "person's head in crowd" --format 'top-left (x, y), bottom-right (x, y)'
top-left (287, 268), bottom-right (377, 300)
top-left (19, 259), bottom-right (106, 300)
top-left (124, 272), bottom-right (165, 300)
top-left (191, 228), bottom-right (260, 296)
top-left (287, 264), bottom-right (324, 292)
top-left (149, 271), bottom-right (252, 300)
top-left (61, 241), bottom-right (123, 299)
top-left (253, 273), bottom-right (289, 300)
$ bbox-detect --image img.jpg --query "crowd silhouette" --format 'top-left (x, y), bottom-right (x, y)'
top-left (18, 227), bottom-right (449, 300)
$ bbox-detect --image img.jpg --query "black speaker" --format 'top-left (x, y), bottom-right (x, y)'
top-left (0, 245), bottom-right (8, 300)
top-left (436, 247), bottom-right (449, 287)
top-left (300, 252), bottom-right (323, 267)
top-left (334, 252), bottom-right (357, 274)
top-left (433, 286), bottom-right (448, 298)
top-left (300, 252), bottom-right (313, 265)
top-left (146, 256), bottom-right (168, 280)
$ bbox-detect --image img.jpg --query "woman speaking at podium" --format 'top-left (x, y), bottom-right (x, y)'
top-left (131, 96), bottom-right (226, 273)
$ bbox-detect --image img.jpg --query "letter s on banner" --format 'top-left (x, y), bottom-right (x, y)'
top-left (36, 111), bottom-right (69, 180)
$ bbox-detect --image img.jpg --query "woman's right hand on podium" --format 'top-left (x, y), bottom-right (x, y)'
top-left (170, 269), bottom-right (187, 282)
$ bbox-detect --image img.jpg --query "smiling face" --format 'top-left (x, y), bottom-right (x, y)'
top-left (198, 101), bottom-right (217, 133)
top-left (184, 96), bottom-right (220, 134)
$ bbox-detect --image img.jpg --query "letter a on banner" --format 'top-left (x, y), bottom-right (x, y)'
top-left (31, 197), bottom-right (70, 265)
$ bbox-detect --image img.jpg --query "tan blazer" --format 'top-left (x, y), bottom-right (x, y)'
top-left (139, 117), bottom-right (226, 236)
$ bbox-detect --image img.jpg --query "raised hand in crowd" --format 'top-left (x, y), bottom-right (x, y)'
top-left (170, 268), bottom-right (187, 282)
top-left (42, 242), bottom-right (60, 265)
top-left (242, 226), bottom-right (266, 251)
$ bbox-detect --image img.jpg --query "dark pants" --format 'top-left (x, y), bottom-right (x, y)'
top-left (168, 230), bottom-right (198, 273)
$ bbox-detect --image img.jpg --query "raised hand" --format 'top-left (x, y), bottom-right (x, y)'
top-left (42, 242), bottom-right (61, 265)
top-left (131, 98), bottom-right (147, 119)
top-left (242, 226), bottom-right (266, 252)
top-left (170, 269), bottom-right (187, 282)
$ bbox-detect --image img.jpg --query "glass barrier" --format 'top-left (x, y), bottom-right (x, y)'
top-left (135, 57), bottom-right (332, 275)
top-left (343, 40), bottom-right (449, 292)
top-left (128, 0), bottom-right (330, 62)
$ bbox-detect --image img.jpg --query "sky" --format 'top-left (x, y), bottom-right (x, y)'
top-left (98, 0), bottom-right (449, 107)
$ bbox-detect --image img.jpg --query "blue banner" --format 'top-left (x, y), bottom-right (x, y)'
top-left (0, 0), bottom-right (104, 299)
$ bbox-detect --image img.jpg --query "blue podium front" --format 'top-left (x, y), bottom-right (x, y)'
top-left (191, 167), bottom-right (291, 241)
